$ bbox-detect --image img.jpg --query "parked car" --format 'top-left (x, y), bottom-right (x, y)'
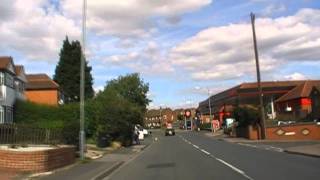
top-left (135, 124), bottom-right (149, 140)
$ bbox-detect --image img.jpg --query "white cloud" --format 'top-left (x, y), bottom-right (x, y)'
top-left (0, 0), bottom-right (212, 64)
top-left (169, 8), bottom-right (320, 81)
top-left (62, 0), bottom-right (212, 38)
top-left (104, 41), bottom-right (174, 75)
top-left (262, 4), bottom-right (287, 16)
top-left (181, 86), bottom-right (229, 96)
top-left (0, 0), bottom-right (15, 21)
top-left (0, 0), bottom-right (80, 62)
top-left (284, 72), bottom-right (307, 80)
top-left (93, 85), bottom-right (104, 93)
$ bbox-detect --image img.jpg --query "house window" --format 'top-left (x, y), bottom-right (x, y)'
top-left (4, 106), bottom-right (13, 123)
top-left (5, 73), bottom-right (14, 88)
top-left (0, 72), bottom-right (4, 85)
top-left (14, 80), bottom-right (24, 92)
top-left (0, 106), bottom-right (4, 124)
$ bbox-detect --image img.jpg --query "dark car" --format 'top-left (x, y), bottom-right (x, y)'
top-left (165, 123), bottom-right (175, 136)
top-left (165, 128), bottom-right (175, 136)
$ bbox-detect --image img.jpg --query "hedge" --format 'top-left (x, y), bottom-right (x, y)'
top-left (14, 100), bottom-right (80, 146)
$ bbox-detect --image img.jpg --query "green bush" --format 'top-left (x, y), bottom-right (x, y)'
top-left (232, 106), bottom-right (259, 127)
top-left (14, 73), bottom-right (150, 147)
top-left (14, 100), bottom-right (80, 146)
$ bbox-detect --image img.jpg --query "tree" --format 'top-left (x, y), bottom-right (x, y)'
top-left (232, 106), bottom-right (259, 127)
top-left (54, 37), bottom-right (94, 103)
top-left (86, 73), bottom-right (150, 145)
top-left (105, 73), bottom-right (150, 112)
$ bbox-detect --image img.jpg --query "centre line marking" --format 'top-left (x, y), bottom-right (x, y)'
top-left (200, 149), bottom-right (210, 155)
top-left (215, 158), bottom-right (254, 180)
top-left (180, 136), bottom-right (254, 180)
top-left (193, 145), bottom-right (199, 149)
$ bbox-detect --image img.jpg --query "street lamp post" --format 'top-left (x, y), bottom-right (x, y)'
top-left (79, 0), bottom-right (87, 160)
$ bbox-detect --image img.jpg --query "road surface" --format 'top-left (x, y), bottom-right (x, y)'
top-left (106, 130), bottom-right (320, 180)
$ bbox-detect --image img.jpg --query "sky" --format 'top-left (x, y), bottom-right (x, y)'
top-left (1, 0), bottom-right (320, 109)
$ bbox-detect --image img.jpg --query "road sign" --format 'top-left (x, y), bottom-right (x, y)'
top-left (185, 110), bottom-right (191, 118)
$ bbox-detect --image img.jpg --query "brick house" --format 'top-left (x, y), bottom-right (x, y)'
top-left (0, 56), bottom-right (27, 123)
top-left (275, 81), bottom-right (320, 121)
top-left (25, 74), bottom-right (63, 106)
top-left (198, 80), bottom-right (320, 124)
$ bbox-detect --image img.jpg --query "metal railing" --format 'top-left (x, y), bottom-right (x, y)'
top-left (0, 124), bottom-right (63, 145)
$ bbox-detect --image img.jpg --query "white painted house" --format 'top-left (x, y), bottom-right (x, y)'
top-left (0, 57), bottom-right (27, 124)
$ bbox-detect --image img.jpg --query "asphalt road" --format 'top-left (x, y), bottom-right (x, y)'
top-left (106, 130), bottom-right (320, 180)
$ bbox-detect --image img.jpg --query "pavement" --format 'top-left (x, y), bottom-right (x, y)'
top-left (204, 131), bottom-right (320, 157)
top-left (106, 130), bottom-right (320, 180)
top-left (285, 144), bottom-right (320, 158)
top-left (35, 135), bottom-right (153, 180)
top-left (3, 130), bottom-right (320, 180)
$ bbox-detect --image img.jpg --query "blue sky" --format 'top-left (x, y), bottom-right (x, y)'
top-left (1, 0), bottom-right (320, 109)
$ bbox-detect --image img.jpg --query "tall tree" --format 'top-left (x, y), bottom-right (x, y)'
top-left (54, 37), bottom-right (94, 103)
top-left (105, 73), bottom-right (150, 112)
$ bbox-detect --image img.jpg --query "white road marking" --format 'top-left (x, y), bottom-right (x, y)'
top-left (268, 146), bottom-right (284, 152)
top-left (215, 158), bottom-right (254, 180)
top-left (193, 145), bottom-right (199, 149)
top-left (238, 143), bottom-right (284, 153)
top-left (180, 136), bottom-right (254, 180)
top-left (200, 149), bottom-right (210, 155)
top-left (238, 143), bottom-right (257, 148)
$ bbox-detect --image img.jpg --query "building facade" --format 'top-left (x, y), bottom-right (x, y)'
top-left (198, 80), bottom-right (320, 124)
top-left (25, 74), bottom-right (62, 106)
top-left (0, 57), bottom-right (27, 123)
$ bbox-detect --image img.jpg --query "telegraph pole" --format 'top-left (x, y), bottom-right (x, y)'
top-left (79, 0), bottom-right (87, 160)
top-left (250, 13), bottom-right (266, 139)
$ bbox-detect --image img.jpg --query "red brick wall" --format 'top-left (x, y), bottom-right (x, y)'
top-left (25, 90), bottom-right (59, 106)
top-left (266, 123), bottom-right (320, 140)
top-left (243, 123), bottom-right (320, 140)
top-left (0, 146), bottom-right (75, 172)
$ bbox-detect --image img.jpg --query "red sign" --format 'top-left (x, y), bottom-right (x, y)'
top-left (185, 110), bottom-right (191, 117)
top-left (212, 120), bottom-right (220, 129)
top-left (301, 98), bottom-right (311, 106)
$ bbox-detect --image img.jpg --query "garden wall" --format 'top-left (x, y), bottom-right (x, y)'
top-left (266, 122), bottom-right (320, 140)
top-left (238, 122), bottom-right (320, 140)
top-left (0, 146), bottom-right (75, 172)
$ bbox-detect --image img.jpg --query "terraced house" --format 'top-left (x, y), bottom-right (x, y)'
top-left (0, 56), bottom-right (27, 124)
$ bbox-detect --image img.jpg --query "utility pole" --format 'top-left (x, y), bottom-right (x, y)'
top-left (79, 0), bottom-right (87, 160)
top-left (250, 13), bottom-right (266, 139)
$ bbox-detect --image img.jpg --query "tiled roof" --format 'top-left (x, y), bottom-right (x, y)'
top-left (276, 81), bottom-right (320, 102)
top-left (14, 65), bottom-right (24, 76)
top-left (0, 56), bottom-right (13, 70)
top-left (240, 81), bottom-right (306, 89)
top-left (26, 74), bottom-right (59, 90)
